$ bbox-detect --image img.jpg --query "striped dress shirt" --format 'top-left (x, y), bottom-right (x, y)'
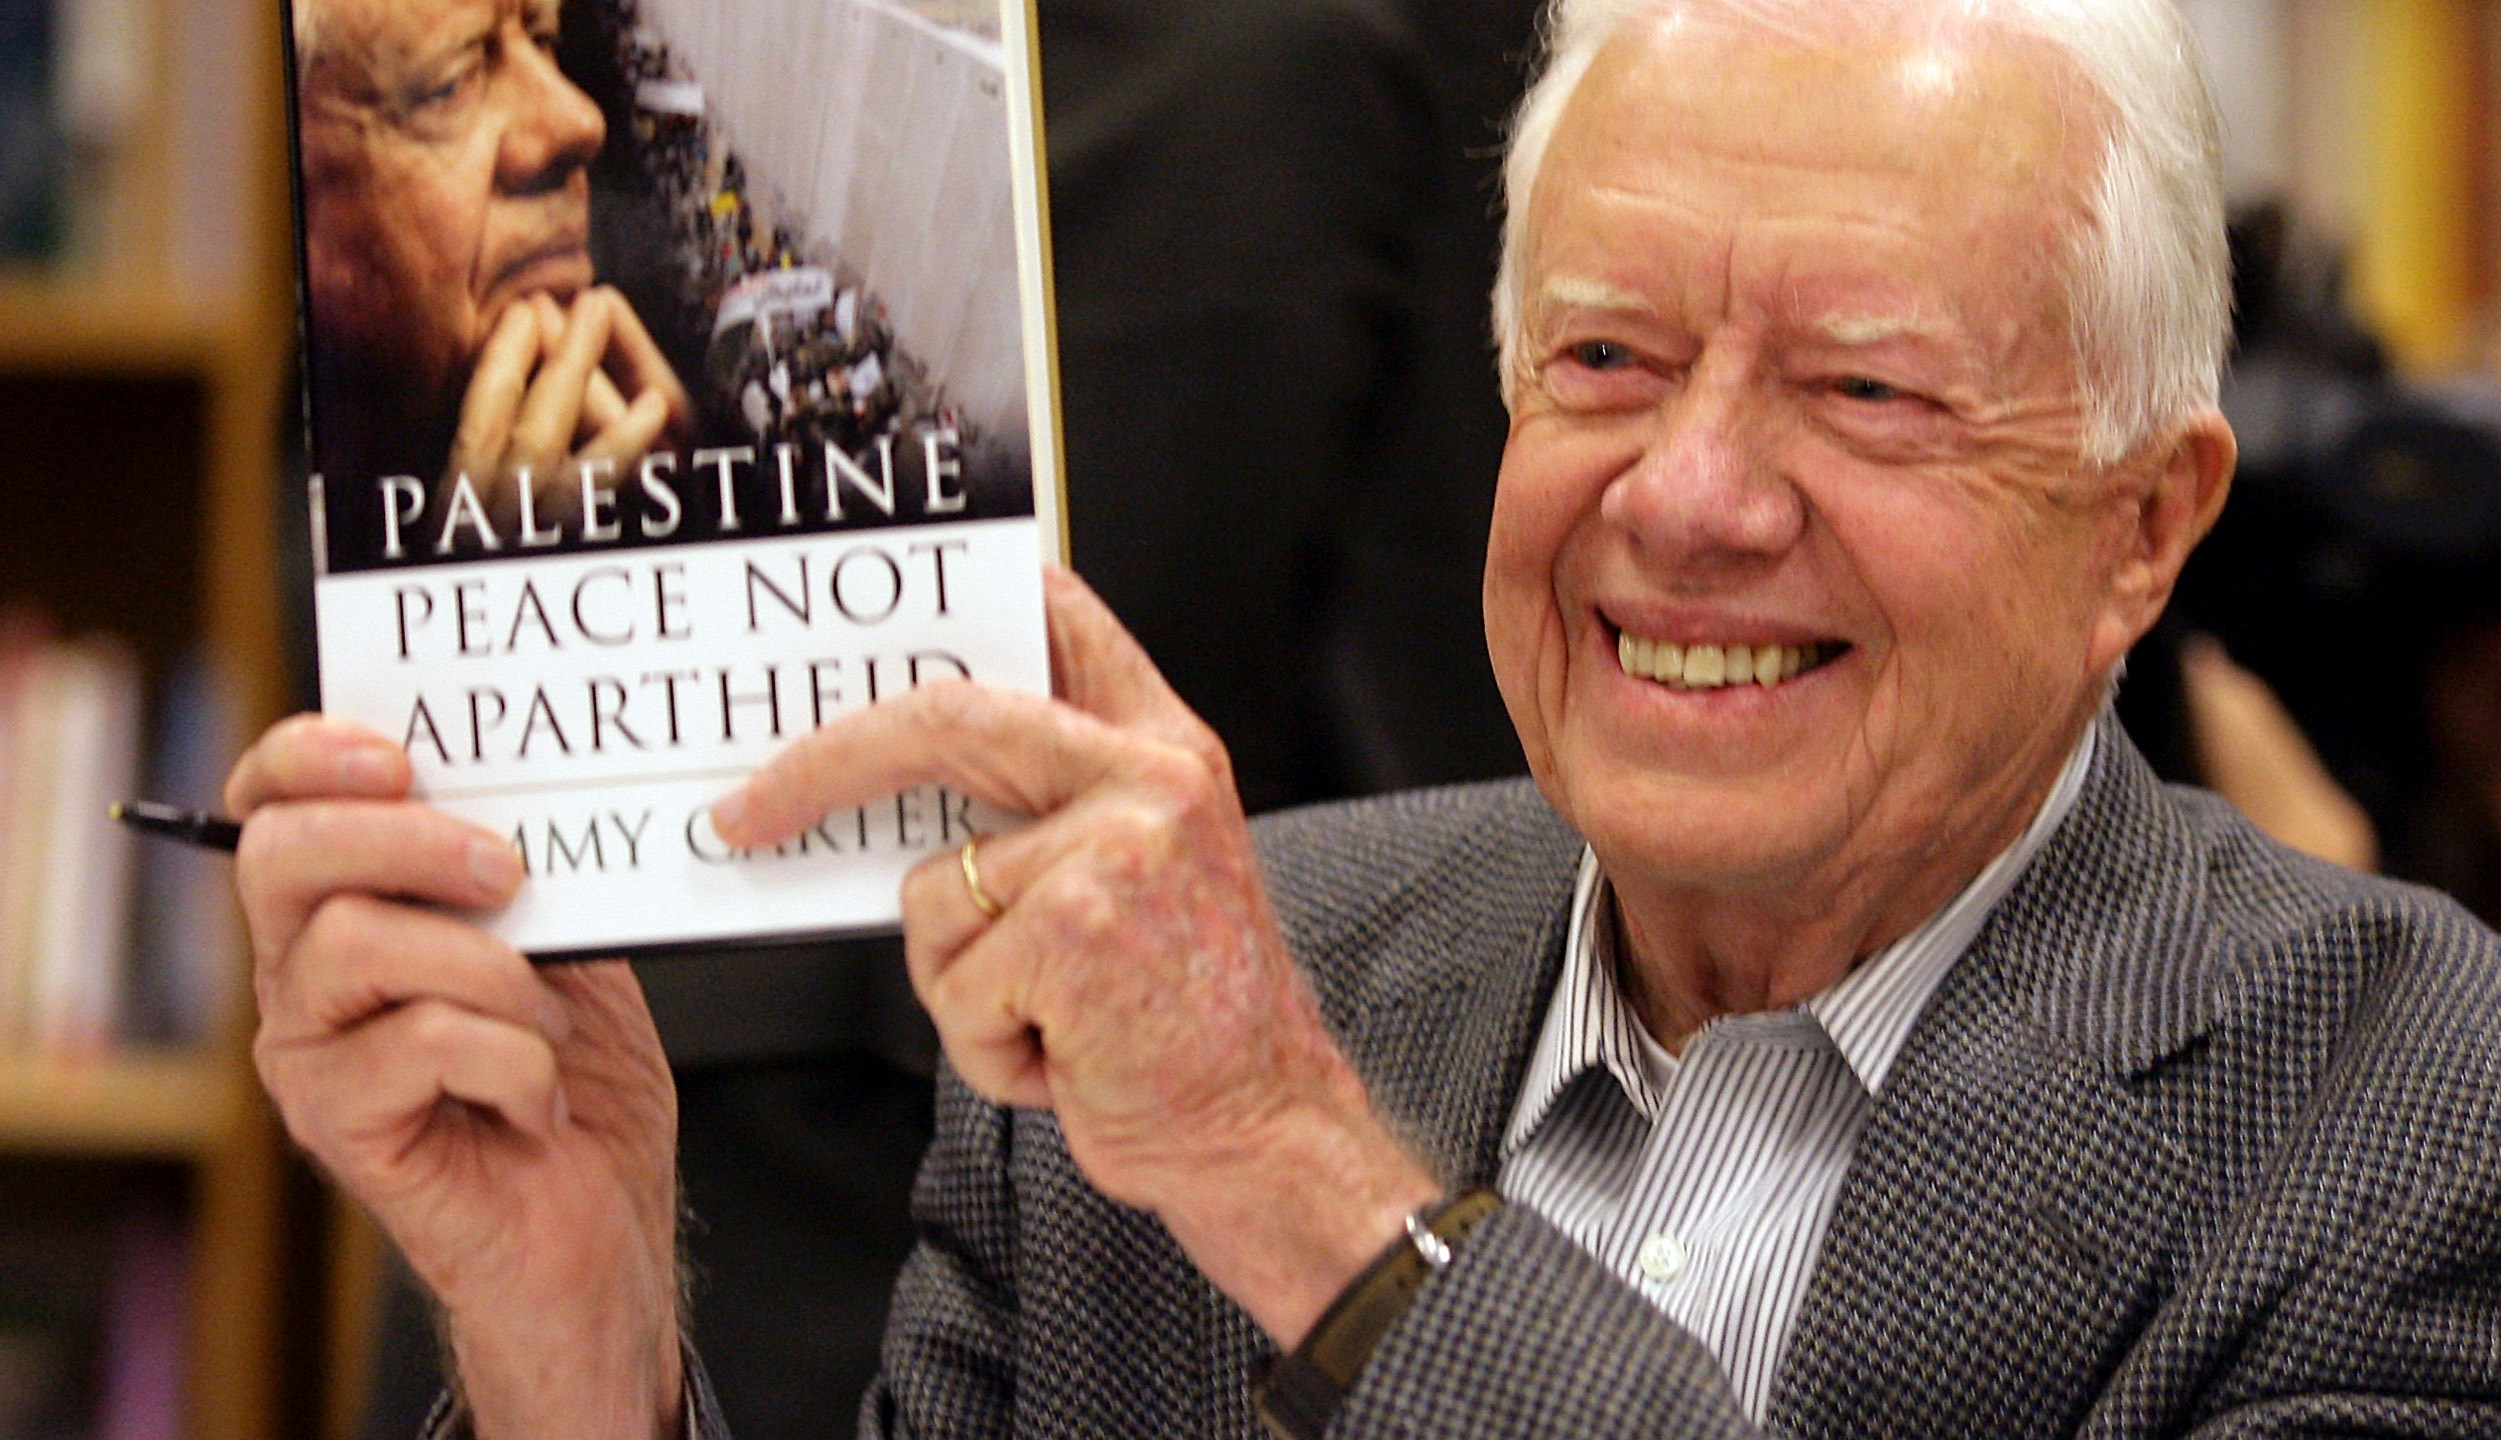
top-left (1498, 730), bottom-right (2096, 1418)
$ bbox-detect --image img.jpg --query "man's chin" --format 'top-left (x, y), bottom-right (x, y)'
top-left (1558, 765), bottom-right (1845, 893)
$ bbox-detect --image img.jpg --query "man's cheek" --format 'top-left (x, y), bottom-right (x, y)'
top-left (1483, 477), bottom-right (1575, 579)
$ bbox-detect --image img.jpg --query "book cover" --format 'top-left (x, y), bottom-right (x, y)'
top-left (285, 0), bottom-right (1062, 958)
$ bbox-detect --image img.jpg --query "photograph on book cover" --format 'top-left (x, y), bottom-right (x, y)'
top-left (287, 0), bottom-right (1063, 958)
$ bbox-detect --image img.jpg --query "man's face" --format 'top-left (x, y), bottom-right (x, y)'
top-left (1486, 16), bottom-right (2187, 926)
top-left (299, 0), bottom-right (603, 412)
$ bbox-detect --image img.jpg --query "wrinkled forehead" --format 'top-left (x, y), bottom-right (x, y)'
top-left (305, 0), bottom-right (562, 77)
top-left (1610, 3), bottom-right (2098, 181)
top-left (1545, 9), bottom-right (2100, 265)
top-left (1522, 9), bottom-right (2104, 374)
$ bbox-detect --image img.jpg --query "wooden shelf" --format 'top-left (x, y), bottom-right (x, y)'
top-left (0, 0), bottom-right (327, 1430)
top-left (0, 276), bottom-right (263, 376)
top-left (0, 1050), bottom-right (251, 1159)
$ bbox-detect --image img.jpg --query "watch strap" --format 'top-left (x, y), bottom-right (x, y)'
top-left (1252, 1189), bottom-right (1502, 1439)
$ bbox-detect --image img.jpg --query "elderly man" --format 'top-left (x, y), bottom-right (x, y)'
top-left (295, 0), bottom-right (689, 529)
top-left (234, 0), bottom-right (2500, 1436)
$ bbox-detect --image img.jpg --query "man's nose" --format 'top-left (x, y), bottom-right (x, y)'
top-left (497, 30), bottom-right (606, 193)
top-left (1599, 358), bottom-right (1807, 575)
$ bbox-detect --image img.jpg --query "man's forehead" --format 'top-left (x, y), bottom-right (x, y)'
top-left (1540, 18), bottom-right (2086, 261)
top-left (1522, 18), bottom-right (2091, 376)
top-left (313, 0), bottom-right (560, 65)
top-left (1620, 16), bottom-right (2071, 166)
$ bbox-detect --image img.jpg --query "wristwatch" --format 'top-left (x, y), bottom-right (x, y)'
top-left (1252, 1189), bottom-right (1503, 1440)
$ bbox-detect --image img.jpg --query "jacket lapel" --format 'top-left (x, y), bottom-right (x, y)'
top-left (1773, 720), bottom-right (2221, 1438)
top-left (1325, 786), bottom-right (1583, 1189)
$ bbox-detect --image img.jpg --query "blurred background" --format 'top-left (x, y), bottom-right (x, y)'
top-left (4, 0), bottom-right (2501, 1436)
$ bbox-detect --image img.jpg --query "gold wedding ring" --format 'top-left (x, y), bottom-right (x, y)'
top-left (959, 836), bottom-right (1005, 920)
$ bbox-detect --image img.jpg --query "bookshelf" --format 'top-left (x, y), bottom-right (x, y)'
top-left (0, 0), bottom-right (296, 1433)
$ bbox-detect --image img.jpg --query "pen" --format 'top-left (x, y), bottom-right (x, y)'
top-left (110, 800), bottom-right (243, 853)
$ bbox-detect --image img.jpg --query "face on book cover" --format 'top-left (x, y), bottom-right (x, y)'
top-left (1484, 13), bottom-right (2167, 925)
top-left (298, 0), bottom-right (602, 419)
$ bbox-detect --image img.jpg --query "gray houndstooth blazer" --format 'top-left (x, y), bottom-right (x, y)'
top-left (411, 717), bottom-right (2499, 1438)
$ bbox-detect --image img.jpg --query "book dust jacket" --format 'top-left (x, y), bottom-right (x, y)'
top-left (285, 0), bottom-right (1063, 957)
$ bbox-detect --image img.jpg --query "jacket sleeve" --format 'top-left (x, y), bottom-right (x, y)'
top-left (855, 1070), bottom-right (1023, 1440)
top-left (850, 1076), bottom-right (1778, 1440)
top-left (1331, 1206), bottom-right (1774, 1440)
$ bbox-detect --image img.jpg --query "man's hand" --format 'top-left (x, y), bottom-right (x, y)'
top-left (450, 287), bottom-right (694, 529)
top-left (712, 569), bottom-right (1443, 1346)
top-left (228, 717), bottom-right (685, 1440)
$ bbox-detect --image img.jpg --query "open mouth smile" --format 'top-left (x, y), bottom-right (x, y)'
top-left (1614, 628), bottom-right (1850, 691)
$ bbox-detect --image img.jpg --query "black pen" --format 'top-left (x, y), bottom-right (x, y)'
top-left (111, 800), bottom-right (243, 853)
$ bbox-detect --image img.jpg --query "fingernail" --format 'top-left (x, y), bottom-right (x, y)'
top-left (468, 836), bottom-right (526, 896)
top-left (340, 744), bottom-right (402, 791)
top-left (710, 787), bottom-right (753, 841)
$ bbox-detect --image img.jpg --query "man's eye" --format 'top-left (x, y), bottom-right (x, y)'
top-left (1568, 340), bottom-right (1635, 371)
top-left (1833, 376), bottom-right (1903, 403)
top-left (407, 63), bottom-right (479, 113)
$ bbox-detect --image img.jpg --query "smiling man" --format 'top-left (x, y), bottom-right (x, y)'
top-left (233, 1), bottom-right (2500, 1437)
top-left (296, 0), bottom-right (688, 530)
top-left (1477, 7), bottom-right (2230, 1046)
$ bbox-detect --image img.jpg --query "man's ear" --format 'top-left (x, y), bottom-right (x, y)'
top-left (2088, 410), bottom-right (2236, 671)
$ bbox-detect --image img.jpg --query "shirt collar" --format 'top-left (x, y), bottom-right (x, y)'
top-left (1503, 725), bottom-right (2097, 1158)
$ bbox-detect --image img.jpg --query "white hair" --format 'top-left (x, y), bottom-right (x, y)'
top-left (1494, 0), bottom-right (2229, 465)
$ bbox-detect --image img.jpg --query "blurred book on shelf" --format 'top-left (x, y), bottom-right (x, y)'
top-left (0, 1167), bottom-right (190, 1440)
top-left (0, 611), bottom-right (240, 1054)
top-left (1, 0), bottom-right (232, 283)
top-left (91, 1197), bottom-right (186, 1440)
top-left (0, 0), bottom-right (66, 264)
top-left (123, 647), bottom-right (242, 1049)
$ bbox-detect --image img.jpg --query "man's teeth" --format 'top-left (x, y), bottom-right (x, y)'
top-left (1616, 633), bottom-right (1829, 690)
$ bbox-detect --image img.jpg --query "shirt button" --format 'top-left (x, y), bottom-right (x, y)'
top-left (1637, 1231), bottom-right (1688, 1283)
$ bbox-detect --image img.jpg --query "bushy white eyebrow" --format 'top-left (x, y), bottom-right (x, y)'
top-left (1538, 274), bottom-right (1655, 315)
top-left (1814, 312), bottom-right (1947, 347)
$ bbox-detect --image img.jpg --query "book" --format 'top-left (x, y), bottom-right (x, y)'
top-left (0, 1172), bottom-right (185, 1439)
top-left (284, 0), bottom-right (1063, 958)
top-left (0, 627), bottom-right (146, 1052)
top-left (0, 1166), bottom-right (120, 1437)
top-left (0, 619), bottom-right (203, 1053)
top-left (92, 1198), bottom-right (187, 1440)
top-left (0, 611), bottom-right (54, 1043)
top-left (0, 0), bottom-right (65, 263)
top-left (21, 634), bottom-right (143, 1052)
top-left (126, 646), bottom-right (244, 1048)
